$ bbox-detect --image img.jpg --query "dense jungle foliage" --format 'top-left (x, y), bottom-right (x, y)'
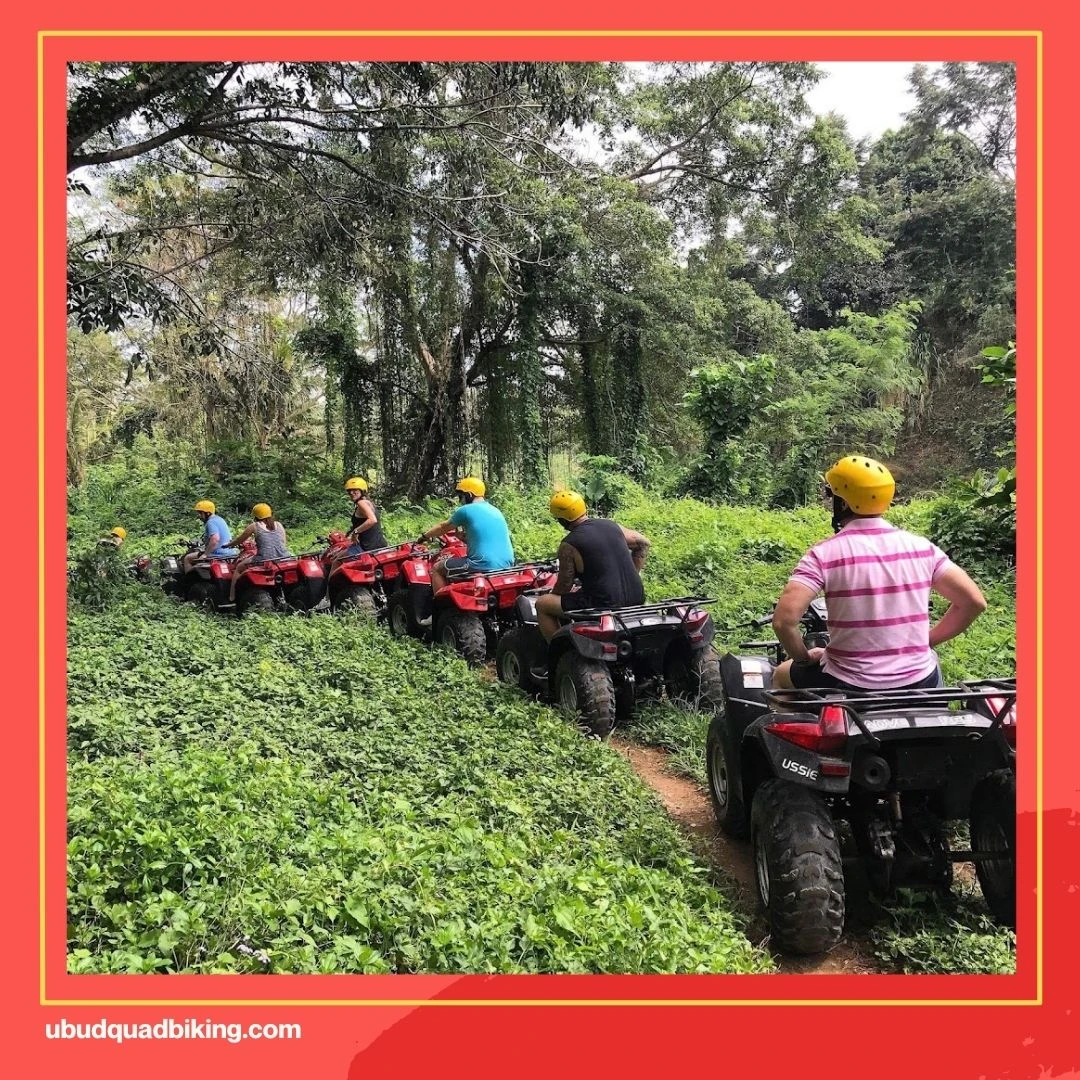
top-left (66, 60), bottom-right (1017, 975)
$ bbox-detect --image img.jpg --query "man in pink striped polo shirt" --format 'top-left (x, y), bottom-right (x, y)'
top-left (772, 454), bottom-right (988, 692)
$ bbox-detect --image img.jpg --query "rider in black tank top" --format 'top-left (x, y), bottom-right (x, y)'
top-left (535, 490), bottom-right (652, 641)
top-left (351, 501), bottom-right (387, 551)
top-left (564, 517), bottom-right (645, 609)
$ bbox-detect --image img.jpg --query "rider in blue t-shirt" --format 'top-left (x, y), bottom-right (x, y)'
top-left (182, 499), bottom-right (238, 574)
top-left (418, 477), bottom-right (514, 593)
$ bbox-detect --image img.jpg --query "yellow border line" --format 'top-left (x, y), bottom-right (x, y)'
top-left (44, 27), bottom-right (1045, 1002)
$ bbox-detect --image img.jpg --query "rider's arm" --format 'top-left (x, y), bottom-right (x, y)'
top-left (232, 523), bottom-right (255, 548)
top-left (772, 580), bottom-right (818, 663)
top-left (350, 499), bottom-right (378, 538)
top-left (621, 527), bottom-right (651, 571)
top-left (928, 564), bottom-right (987, 647)
top-left (419, 520), bottom-right (453, 542)
top-left (552, 542), bottom-right (580, 597)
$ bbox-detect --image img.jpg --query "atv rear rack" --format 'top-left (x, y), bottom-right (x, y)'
top-left (766, 681), bottom-right (1016, 745)
top-left (564, 596), bottom-right (716, 630)
top-left (766, 680), bottom-right (1015, 712)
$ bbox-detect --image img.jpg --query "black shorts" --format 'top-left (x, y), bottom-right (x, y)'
top-left (788, 660), bottom-right (943, 693)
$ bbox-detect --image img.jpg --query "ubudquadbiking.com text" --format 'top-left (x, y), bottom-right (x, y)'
top-left (44, 1017), bottom-right (301, 1044)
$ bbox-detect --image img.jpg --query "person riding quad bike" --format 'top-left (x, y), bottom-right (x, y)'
top-left (182, 500), bottom-right (238, 574)
top-left (226, 503), bottom-right (292, 606)
top-left (534, 490), bottom-right (651, 645)
top-left (327, 476), bottom-right (388, 574)
top-left (418, 477), bottom-right (514, 600)
top-left (704, 455), bottom-right (1006, 955)
top-left (772, 454), bottom-right (987, 695)
top-left (98, 526), bottom-right (126, 549)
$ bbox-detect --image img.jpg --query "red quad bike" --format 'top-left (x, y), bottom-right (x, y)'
top-left (385, 538), bottom-right (555, 665)
top-left (127, 554), bottom-right (153, 583)
top-left (496, 595), bottom-right (721, 740)
top-left (383, 531), bottom-right (466, 639)
top-left (157, 539), bottom-right (238, 609)
top-left (228, 539), bottom-right (327, 615)
top-left (319, 533), bottom-right (437, 616)
top-left (428, 561), bottom-right (560, 664)
top-left (704, 602), bottom-right (1017, 955)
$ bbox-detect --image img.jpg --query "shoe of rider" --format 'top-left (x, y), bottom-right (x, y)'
top-left (772, 455), bottom-right (988, 694)
top-left (534, 490), bottom-right (651, 641)
top-left (418, 477), bottom-right (514, 579)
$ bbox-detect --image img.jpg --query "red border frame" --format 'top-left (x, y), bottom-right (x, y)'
top-left (5, 3), bottom-right (1075, 1075)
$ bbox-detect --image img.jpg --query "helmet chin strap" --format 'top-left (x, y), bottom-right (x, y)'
top-left (831, 495), bottom-right (854, 534)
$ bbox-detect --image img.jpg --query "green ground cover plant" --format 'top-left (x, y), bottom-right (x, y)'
top-left (68, 592), bottom-right (772, 975)
top-left (69, 451), bottom-right (1016, 974)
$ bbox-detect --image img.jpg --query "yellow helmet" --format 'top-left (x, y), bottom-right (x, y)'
top-left (455, 477), bottom-right (486, 498)
top-left (110, 526), bottom-right (127, 540)
top-left (252, 503), bottom-right (272, 520)
top-left (344, 476), bottom-right (368, 492)
top-left (194, 499), bottom-right (216, 514)
top-left (824, 455), bottom-right (895, 515)
top-left (549, 490), bottom-right (586, 521)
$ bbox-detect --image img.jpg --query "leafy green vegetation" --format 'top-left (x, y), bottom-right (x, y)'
top-left (68, 452), bottom-right (1015, 975)
top-left (68, 592), bottom-right (772, 975)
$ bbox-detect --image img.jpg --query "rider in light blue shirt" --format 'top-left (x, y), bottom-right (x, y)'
top-left (182, 499), bottom-right (238, 575)
top-left (419, 477), bottom-right (514, 593)
top-left (203, 513), bottom-right (238, 557)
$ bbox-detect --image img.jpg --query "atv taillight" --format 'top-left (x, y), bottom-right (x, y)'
top-left (472, 576), bottom-right (490, 597)
top-left (766, 703), bottom-right (848, 755)
top-left (986, 695), bottom-right (1017, 747)
top-left (685, 608), bottom-right (710, 643)
top-left (573, 614), bottom-right (617, 641)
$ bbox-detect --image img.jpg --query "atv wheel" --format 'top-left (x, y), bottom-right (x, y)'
top-left (187, 581), bottom-right (217, 611)
top-left (436, 612), bottom-right (487, 665)
top-left (970, 769), bottom-right (1016, 928)
top-left (337, 585), bottom-right (377, 618)
top-left (386, 589), bottom-right (421, 638)
top-left (237, 587), bottom-right (274, 615)
top-left (706, 706), bottom-right (748, 839)
top-left (284, 584), bottom-right (313, 612)
top-left (665, 644), bottom-right (725, 711)
top-left (496, 627), bottom-right (536, 690)
top-left (751, 779), bottom-right (845, 955)
top-left (555, 653), bottom-right (616, 740)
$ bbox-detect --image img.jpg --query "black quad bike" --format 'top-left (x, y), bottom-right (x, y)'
top-left (705, 607), bottom-right (1017, 955)
top-left (495, 594), bottom-right (722, 739)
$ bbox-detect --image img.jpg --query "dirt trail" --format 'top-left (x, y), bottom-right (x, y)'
top-left (611, 737), bottom-right (884, 975)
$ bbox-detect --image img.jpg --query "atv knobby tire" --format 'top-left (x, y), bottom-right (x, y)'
top-left (706, 707), bottom-right (749, 839)
top-left (336, 584), bottom-right (377, 617)
top-left (187, 581), bottom-right (217, 611)
top-left (496, 627), bottom-right (536, 690)
top-left (436, 612), bottom-right (488, 665)
top-left (386, 589), bottom-right (422, 638)
top-left (751, 779), bottom-right (845, 955)
top-left (238, 587), bottom-right (275, 615)
top-left (555, 652), bottom-right (616, 740)
top-left (665, 645), bottom-right (725, 712)
top-left (970, 768), bottom-right (1016, 928)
